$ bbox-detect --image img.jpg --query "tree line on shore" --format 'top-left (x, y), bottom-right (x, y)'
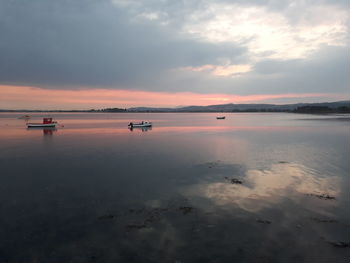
top-left (293, 106), bottom-right (350, 113)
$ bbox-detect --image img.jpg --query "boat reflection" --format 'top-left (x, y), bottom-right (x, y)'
top-left (43, 127), bottom-right (57, 136)
top-left (27, 127), bottom-right (57, 136)
top-left (128, 126), bottom-right (152, 132)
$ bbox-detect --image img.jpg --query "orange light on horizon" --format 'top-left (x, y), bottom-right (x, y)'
top-left (0, 85), bottom-right (344, 110)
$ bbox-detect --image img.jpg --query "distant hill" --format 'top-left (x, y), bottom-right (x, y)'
top-left (100, 108), bottom-right (127, 112)
top-left (127, 101), bottom-right (350, 112)
top-left (2, 101), bottom-right (350, 113)
top-left (293, 105), bottom-right (350, 113)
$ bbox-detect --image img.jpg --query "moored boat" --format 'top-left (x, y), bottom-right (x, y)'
top-left (216, 116), bottom-right (226, 119)
top-left (27, 118), bottom-right (57, 128)
top-left (18, 115), bottom-right (31, 119)
top-left (128, 121), bottom-right (152, 128)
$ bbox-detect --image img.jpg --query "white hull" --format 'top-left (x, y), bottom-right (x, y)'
top-left (130, 124), bottom-right (152, 127)
top-left (27, 123), bottom-right (57, 128)
top-left (128, 121), bottom-right (152, 128)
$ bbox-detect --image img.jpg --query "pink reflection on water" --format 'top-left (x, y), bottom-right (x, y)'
top-left (0, 124), bottom-right (313, 139)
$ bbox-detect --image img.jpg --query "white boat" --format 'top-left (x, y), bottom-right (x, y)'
top-left (128, 121), bottom-right (152, 128)
top-left (27, 123), bottom-right (57, 128)
top-left (27, 118), bottom-right (57, 128)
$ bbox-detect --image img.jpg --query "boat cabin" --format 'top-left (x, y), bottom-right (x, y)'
top-left (43, 118), bottom-right (53, 124)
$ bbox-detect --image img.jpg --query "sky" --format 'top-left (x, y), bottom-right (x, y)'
top-left (0, 0), bottom-right (350, 109)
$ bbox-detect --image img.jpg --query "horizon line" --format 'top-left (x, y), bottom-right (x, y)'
top-left (2, 99), bottom-right (350, 112)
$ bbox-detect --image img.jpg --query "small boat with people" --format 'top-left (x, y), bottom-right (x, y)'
top-left (27, 118), bottom-right (57, 128)
top-left (128, 121), bottom-right (152, 128)
top-left (216, 116), bottom-right (226, 119)
top-left (18, 115), bottom-right (31, 119)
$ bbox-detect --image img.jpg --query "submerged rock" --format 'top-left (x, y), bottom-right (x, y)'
top-left (126, 223), bottom-right (148, 231)
top-left (311, 217), bottom-right (338, 223)
top-left (179, 206), bottom-right (194, 215)
top-left (97, 214), bottom-right (116, 220)
top-left (307, 193), bottom-right (336, 200)
top-left (224, 177), bottom-right (243, 184)
top-left (329, 241), bottom-right (350, 248)
top-left (204, 160), bottom-right (220, 168)
top-left (256, 219), bottom-right (271, 224)
top-left (123, 204), bottom-right (196, 231)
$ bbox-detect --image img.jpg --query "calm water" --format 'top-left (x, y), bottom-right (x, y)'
top-left (1, 112), bottom-right (350, 262)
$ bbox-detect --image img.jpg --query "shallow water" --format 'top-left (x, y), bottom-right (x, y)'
top-left (1, 112), bottom-right (350, 262)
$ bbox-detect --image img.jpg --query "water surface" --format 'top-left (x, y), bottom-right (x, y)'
top-left (1, 112), bottom-right (350, 262)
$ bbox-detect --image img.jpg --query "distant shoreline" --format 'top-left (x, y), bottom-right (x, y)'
top-left (2, 100), bottom-right (350, 114)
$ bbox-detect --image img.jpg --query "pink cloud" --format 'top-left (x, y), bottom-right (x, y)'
top-left (180, 64), bottom-right (252, 77)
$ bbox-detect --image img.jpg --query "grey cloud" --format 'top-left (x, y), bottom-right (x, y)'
top-left (230, 46), bottom-right (350, 95)
top-left (146, 44), bottom-right (350, 95)
top-left (0, 0), bottom-right (349, 97)
top-left (0, 0), bottom-right (247, 89)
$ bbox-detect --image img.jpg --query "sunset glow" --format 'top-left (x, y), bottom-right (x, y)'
top-left (0, 85), bottom-right (342, 110)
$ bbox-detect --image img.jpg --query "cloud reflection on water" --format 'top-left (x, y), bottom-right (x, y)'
top-left (187, 163), bottom-right (341, 213)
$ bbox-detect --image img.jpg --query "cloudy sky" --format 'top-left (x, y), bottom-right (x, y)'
top-left (1, 0), bottom-right (350, 109)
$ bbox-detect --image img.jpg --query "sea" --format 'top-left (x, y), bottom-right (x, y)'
top-left (1, 112), bottom-right (350, 262)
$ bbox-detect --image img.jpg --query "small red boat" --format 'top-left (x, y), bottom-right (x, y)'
top-left (27, 118), bottom-right (57, 128)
